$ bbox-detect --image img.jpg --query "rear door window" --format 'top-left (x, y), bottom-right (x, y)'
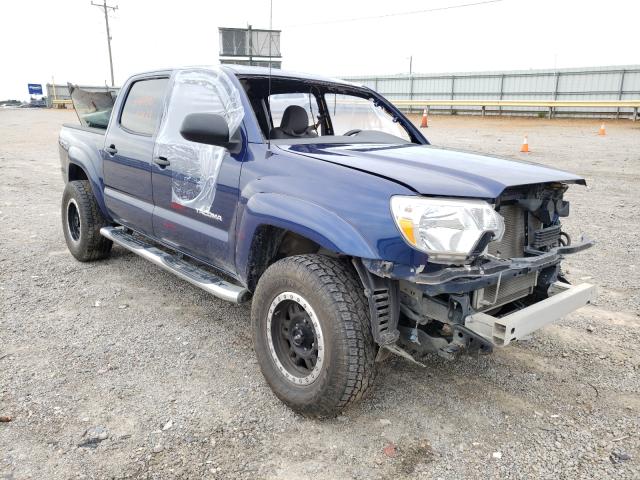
top-left (120, 78), bottom-right (168, 135)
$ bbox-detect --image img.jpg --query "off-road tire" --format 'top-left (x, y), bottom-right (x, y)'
top-left (61, 180), bottom-right (112, 262)
top-left (251, 254), bottom-right (376, 418)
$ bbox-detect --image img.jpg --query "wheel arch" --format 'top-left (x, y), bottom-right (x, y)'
top-left (68, 162), bottom-right (89, 184)
top-left (66, 146), bottom-right (111, 221)
top-left (237, 193), bottom-right (378, 291)
top-left (243, 225), bottom-right (329, 292)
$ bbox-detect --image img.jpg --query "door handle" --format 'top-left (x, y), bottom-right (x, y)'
top-left (105, 144), bottom-right (118, 155)
top-left (154, 156), bottom-right (170, 167)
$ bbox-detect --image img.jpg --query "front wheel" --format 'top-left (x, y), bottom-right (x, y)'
top-left (251, 254), bottom-right (376, 418)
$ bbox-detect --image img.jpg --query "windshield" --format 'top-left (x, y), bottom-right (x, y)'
top-left (239, 75), bottom-right (418, 145)
top-left (325, 94), bottom-right (410, 141)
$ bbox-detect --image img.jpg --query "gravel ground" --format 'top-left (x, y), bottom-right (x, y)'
top-left (1, 109), bottom-right (638, 479)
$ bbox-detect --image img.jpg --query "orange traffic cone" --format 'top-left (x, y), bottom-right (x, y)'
top-left (520, 135), bottom-right (529, 153)
top-left (598, 123), bottom-right (606, 136)
top-left (420, 109), bottom-right (428, 128)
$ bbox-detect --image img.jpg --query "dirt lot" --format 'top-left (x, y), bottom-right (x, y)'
top-left (1, 109), bottom-right (639, 479)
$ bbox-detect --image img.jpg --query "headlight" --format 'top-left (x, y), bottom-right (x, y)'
top-left (390, 196), bottom-right (504, 264)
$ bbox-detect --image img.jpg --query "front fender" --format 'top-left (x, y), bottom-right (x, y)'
top-left (236, 192), bottom-right (379, 282)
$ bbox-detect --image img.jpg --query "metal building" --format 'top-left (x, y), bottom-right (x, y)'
top-left (219, 26), bottom-right (282, 69)
top-left (343, 65), bottom-right (640, 119)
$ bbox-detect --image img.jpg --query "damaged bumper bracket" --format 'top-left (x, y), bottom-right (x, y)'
top-left (465, 281), bottom-right (597, 346)
top-left (363, 237), bottom-right (594, 296)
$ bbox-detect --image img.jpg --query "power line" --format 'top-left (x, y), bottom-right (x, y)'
top-left (91, 0), bottom-right (118, 86)
top-left (280, 0), bottom-right (504, 28)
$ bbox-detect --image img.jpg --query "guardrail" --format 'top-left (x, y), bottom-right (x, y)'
top-left (391, 99), bottom-right (640, 121)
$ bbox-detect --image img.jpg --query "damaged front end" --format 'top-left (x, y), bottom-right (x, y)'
top-left (356, 182), bottom-right (596, 363)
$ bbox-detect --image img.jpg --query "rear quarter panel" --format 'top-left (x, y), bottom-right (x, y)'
top-left (58, 126), bottom-right (111, 220)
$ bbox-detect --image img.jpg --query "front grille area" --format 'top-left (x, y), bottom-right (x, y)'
top-left (474, 204), bottom-right (537, 311)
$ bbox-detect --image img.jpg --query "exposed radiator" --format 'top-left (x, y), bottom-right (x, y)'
top-left (488, 204), bottom-right (525, 259)
top-left (475, 204), bottom-right (537, 311)
top-left (473, 271), bottom-right (538, 311)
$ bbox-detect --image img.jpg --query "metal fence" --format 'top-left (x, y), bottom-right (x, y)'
top-left (45, 84), bottom-right (120, 108)
top-left (343, 65), bottom-right (640, 119)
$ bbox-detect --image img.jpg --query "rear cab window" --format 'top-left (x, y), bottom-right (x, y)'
top-left (120, 78), bottom-right (168, 135)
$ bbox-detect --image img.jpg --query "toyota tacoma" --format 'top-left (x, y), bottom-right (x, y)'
top-left (58, 66), bottom-right (595, 417)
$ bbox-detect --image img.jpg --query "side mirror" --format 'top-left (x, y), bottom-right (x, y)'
top-left (180, 113), bottom-right (238, 148)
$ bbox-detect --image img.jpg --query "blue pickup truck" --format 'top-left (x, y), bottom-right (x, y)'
top-left (59, 66), bottom-right (595, 417)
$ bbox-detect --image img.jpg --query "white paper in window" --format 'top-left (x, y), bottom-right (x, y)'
top-left (154, 68), bottom-right (244, 215)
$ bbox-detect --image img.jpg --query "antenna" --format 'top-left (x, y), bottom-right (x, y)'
top-left (267, 0), bottom-right (273, 151)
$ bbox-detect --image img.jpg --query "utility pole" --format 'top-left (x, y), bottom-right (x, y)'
top-left (409, 55), bottom-right (413, 76)
top-left (91, 0), bottom-right (118, 86)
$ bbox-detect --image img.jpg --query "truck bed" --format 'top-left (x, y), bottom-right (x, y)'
top-left (62, 123), bottom-right (106, 136)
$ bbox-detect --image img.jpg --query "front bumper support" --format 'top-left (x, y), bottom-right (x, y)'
top-left (363, 237), bottom-right (594, 296)
top-left (465, 281), bottom-right (596, 346)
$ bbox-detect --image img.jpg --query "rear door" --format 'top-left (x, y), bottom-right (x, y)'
top-left (151, 68), bottom-right (246, 274)
top-left (103, 75), bottom-right (169, 235)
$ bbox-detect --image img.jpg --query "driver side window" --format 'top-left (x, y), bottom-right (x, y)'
top-left (154, 68), bottom-right (244, 213)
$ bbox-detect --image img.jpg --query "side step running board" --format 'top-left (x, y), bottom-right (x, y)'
top-left (100, 227), bottom-right (250, 304)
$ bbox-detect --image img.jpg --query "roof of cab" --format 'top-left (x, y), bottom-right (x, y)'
top-left (221, 65), bottom-right (356, 86)
top-left (126, 65), bottom-right (359, 88)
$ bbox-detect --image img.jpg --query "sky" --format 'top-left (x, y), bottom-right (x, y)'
top-left (1, 0), bottom-right (638, 100)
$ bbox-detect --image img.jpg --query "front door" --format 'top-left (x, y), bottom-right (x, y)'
top-left (103, 76), bottom-right (169, 235)
top-left (151, 68), bottom-right (245, 275)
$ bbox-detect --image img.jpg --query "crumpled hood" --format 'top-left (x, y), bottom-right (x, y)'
top-left (280, 143), bottom-right (585, 198)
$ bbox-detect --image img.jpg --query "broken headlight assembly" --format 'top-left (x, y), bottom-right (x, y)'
top-left (390, 196), bottom-right (505, 264)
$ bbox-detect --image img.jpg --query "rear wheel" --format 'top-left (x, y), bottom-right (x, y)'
top-left (251, 254), bottom-right (376, 418)
top-left (61, 180), bottom-right (112, 261)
